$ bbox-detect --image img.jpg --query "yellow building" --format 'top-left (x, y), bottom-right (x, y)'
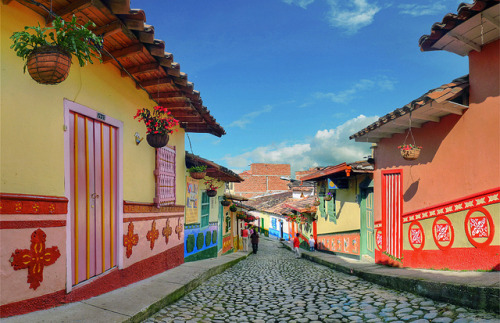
top-left (0, 1), bottom-right (224, 317)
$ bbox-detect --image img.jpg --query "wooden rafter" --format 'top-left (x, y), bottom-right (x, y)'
top-left (102, 43), bottom-right (144, 63)
top-left (120, 63), bottom-right (159, 77)
top-left (137, 77), bottom-right (173, 88)
top-left (46, 0), bottom-right (94, 22)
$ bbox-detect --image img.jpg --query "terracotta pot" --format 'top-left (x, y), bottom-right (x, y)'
top-left (146, 133), bottom-right (169, 148)
top-left (26, 46), bottom-right (72, 85)
top-left (207, 189), bottom-right (217, 197)
top-left (400, 147), bottom-right (421, 160)
top-left (190, 171), bottom-right (206, 179)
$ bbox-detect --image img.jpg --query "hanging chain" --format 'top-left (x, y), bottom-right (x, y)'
top-left (403, 111), bottom-right (416, 147)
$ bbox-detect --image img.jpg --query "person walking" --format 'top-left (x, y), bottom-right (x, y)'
top-left (250, 228), bottom-right (259, 254)
top-left (308, 236), bottom-right (315, 252)
top-left (293, 233), bottom-right (301, 258)
top-left (241, 225), bottom-right (249, 252)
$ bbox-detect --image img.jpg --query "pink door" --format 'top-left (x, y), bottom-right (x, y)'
top-left (69, 111), bottom-right (118, 285)
top-left (381, 171), bottom-right (403, 259)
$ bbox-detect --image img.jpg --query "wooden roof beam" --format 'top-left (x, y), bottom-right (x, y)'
top-left (137, 77), bottom-right (173, 89)
top-left (102, 43), bottom-right (143, 63)
top-left (150, 91), bottom-right (184, 99)
top-left (105, 0), bottom-right (131, 14)
top-left (448, 31), bottom-right (481, 52)
top-left (437, 102), bottom-right (466, 115)
top-left (412, 114), bottom-right (440, 123)
top-left (120, 63), bottom-right (159, 77)
top-left (46, 0), bottom-right (94, 23)
top-left (482, 12), bottom-right (500, 30)
top-left (390, 118), bottom-right (423, 128)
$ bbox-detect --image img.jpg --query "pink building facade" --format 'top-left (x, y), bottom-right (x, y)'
top-left (350, 1), bottom-right (499, 270)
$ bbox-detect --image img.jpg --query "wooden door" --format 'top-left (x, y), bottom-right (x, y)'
top-left (382, 171), bottom-right (403, 259)
top-left (360, 188), bottom-right (374, 258)
top-left (69, 111), bottom-right (117, 285)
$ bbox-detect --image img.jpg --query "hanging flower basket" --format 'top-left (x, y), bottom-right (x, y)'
top-left (207, 189), bottom-right (217, 197)
top-left (324, 192), bottom-right (333, 201)
top-left (26, 46), bottom-right (72, 84)
top-left (229, 205), bottom-right (237, 212)
top-left (221, 199), bottom-right (231, 207)
top-left (313, 198), bottom-right (320, 206)
top-left (190, 171), bottom-right (206, 179)
top-left (399, 144), bottom-right (422, 161)
top-left (146, 133), bottom-right (169, 148)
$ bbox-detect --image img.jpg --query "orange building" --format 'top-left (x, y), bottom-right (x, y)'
top-left (350, 0), bottom-right (499, 270)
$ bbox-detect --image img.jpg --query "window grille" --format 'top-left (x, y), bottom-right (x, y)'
top-left (201, 192), bottom-right (209, 227)
top-left (154, 146), bottom-right (176, 207)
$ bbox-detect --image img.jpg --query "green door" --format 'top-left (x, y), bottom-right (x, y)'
top-left (360, 188), bottom-right (374, 258)
top-left (218, 197), bottom-right (223, 252)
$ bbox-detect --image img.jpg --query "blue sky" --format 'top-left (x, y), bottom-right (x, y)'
top-left (132, 0), bottom-right (469, 175)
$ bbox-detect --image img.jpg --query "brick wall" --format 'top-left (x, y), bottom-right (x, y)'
top-left (234, 163), bottom-right (291, 198)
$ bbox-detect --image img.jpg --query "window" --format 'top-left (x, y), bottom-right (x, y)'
top-left (154, 146), bottom-right (176, 207)
top-left (201, 192), bottom-right (209, 227)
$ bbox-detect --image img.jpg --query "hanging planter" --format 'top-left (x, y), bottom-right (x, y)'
top-left (10, 15), bottom-right (102, 85)
top-left (324, 192), bottom-right (333, 201)
top-left (221, 199), bottom-right (231, 207)
top-left (229, 204), bottom-right (237, 212)
top-left (399, 112), bottom-right (422, 161)
top-left (188, 165), bottom-right (207, 180)
top-left (207, 189), bottom-right (217, 197)
top-left (313, 198), bottom-right (320, 206)
top-left (146, 133), bottom-right (169, 148)
top-left (134, 106), bottom-right (179, 149)
top-left (399, 144), bottom-right (422, 160)
top-left (26, 46), bottom-right (72, 84)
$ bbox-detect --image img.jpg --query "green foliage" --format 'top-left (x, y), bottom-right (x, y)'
top-left (205, 231), bottom-right (212, 247)
top-left (186, 234), bottom-right (195, 253)
top-left (196, 232), bottom-right (204, 250)
top-left (10, 15), bottom-right (103, 71)
top-left (229, 205), bottom-right (237, 212)
top-left (187, 165), bottom-right (207, 173)
top-left (212, 230), bottom-right (218, 244)
top-left (382, 251), bottom-right (404, 263)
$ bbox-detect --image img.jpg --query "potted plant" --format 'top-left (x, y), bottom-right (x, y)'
top-left (313, 198), bottom-right (320, 206)
top-left (398, 144), bottom-right (422, 161)
top-left (324, 191), bottom-right (333, 201)
top-left (10, 15), bottom-right (103, 85)
top-left (134, 106), bottom-right (179, 148)
top-left (221, 196), bottom-right (231, 207)
top-left (229, 204), bottom-right (237, 212)
top-left (204, 178), bottom-right (220, 197)
top-left (188, 165), bottom-right (207, 179)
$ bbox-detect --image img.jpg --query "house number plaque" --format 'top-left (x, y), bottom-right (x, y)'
top-left (97, 113), bottom-right (106, 121)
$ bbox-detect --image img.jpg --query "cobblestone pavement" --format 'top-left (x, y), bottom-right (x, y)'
top-left (143, 239), bottom-right (500, 323)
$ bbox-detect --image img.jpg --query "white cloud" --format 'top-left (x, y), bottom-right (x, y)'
top-left (222, 115), bottom-right (379, 175)
top-left (229, 105), bottom-right (273, 129)
top-left (282, 0), bottom-right (315, 9)
top-left (314, 76), bottom-right (396, 104)
top-left (398, 3), bottom-right (447, 16)
top-left (326, 0), bottom-right (381, 34)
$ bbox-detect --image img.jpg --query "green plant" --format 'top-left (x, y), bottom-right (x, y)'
top-left (10, 15), bottom-right (103, 72)
top-left (382, 251), bottom-right (404, 263)
top-left (212, 230), bottom-right (217, 244)
top-left (229, 205), bottom-right (237, 212)
top-left (204, 178), bottom-right (220, 191)
top-left (134, 106), bottom-right (180, 135)
top-left (188, 165), bottom-right (207, 173)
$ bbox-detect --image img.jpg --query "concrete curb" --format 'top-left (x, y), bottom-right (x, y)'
top-left (124, 253), bottom-right (250, 323)
top-left (281, 242), bottom-right (500, 313)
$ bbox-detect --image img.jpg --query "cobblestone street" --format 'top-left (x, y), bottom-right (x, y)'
top-left (144, 239), bottom-right (500, 323)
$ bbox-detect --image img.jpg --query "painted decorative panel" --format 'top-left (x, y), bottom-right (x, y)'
top-left (186, 177), bottom-right (199, 224)
top-left (317, 231), bottom-right (361, 256)
top-left (184, 222), bottom-right (218, 259)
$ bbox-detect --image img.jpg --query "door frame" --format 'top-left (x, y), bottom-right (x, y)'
top-left (63, 99), bottom-right (124, 293)
top-left (360, 187), bottom-right (374, 258)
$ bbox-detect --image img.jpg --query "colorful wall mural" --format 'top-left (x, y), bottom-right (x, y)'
top-left (184, 222), bottom-right (218, 262)
top-left (317, 231), bottom-right (361, 257)
top-left (186, 177), bottom-right (199, 224)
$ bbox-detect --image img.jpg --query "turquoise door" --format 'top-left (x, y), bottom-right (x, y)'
top-left (218, 197), bottom-right (223, 252)
top-left (360, 188), bottom-right (375, 258)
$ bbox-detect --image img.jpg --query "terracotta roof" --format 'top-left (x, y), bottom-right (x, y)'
top-left (283, 196), bottom-right (318, 214)
top-left (223, 193), bottom-right (249, 201)
top-left (17, 0), bottom-right (225, 136)
top-left (350, 75), bottom-right (469, 143)
top-left (186, 153), bottom-right (243, 182)
top-left (243, 191), bottom-right (293, 211)
top-left (419, 1), bottom-right (500, 56)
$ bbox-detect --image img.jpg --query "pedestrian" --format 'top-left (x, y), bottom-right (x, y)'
top-left (308, 236), bottom-right (315, 252)
top-left (241, 224), bottom-right (249, 252)
top-left (293, 233), bottom-right (301, 258)
top-left (250, 229), bottom-right (259, 254)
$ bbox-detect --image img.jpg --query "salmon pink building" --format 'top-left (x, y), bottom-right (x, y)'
top-left (350, 0), bottom-right (499, 270)
top-left (0, 1), bottom-right (225, 317)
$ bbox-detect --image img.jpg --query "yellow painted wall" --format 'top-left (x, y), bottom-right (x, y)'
top-left (316, 178), bottom-right (361, 234)
top-left (0, 3), bottom-right (185, 204)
